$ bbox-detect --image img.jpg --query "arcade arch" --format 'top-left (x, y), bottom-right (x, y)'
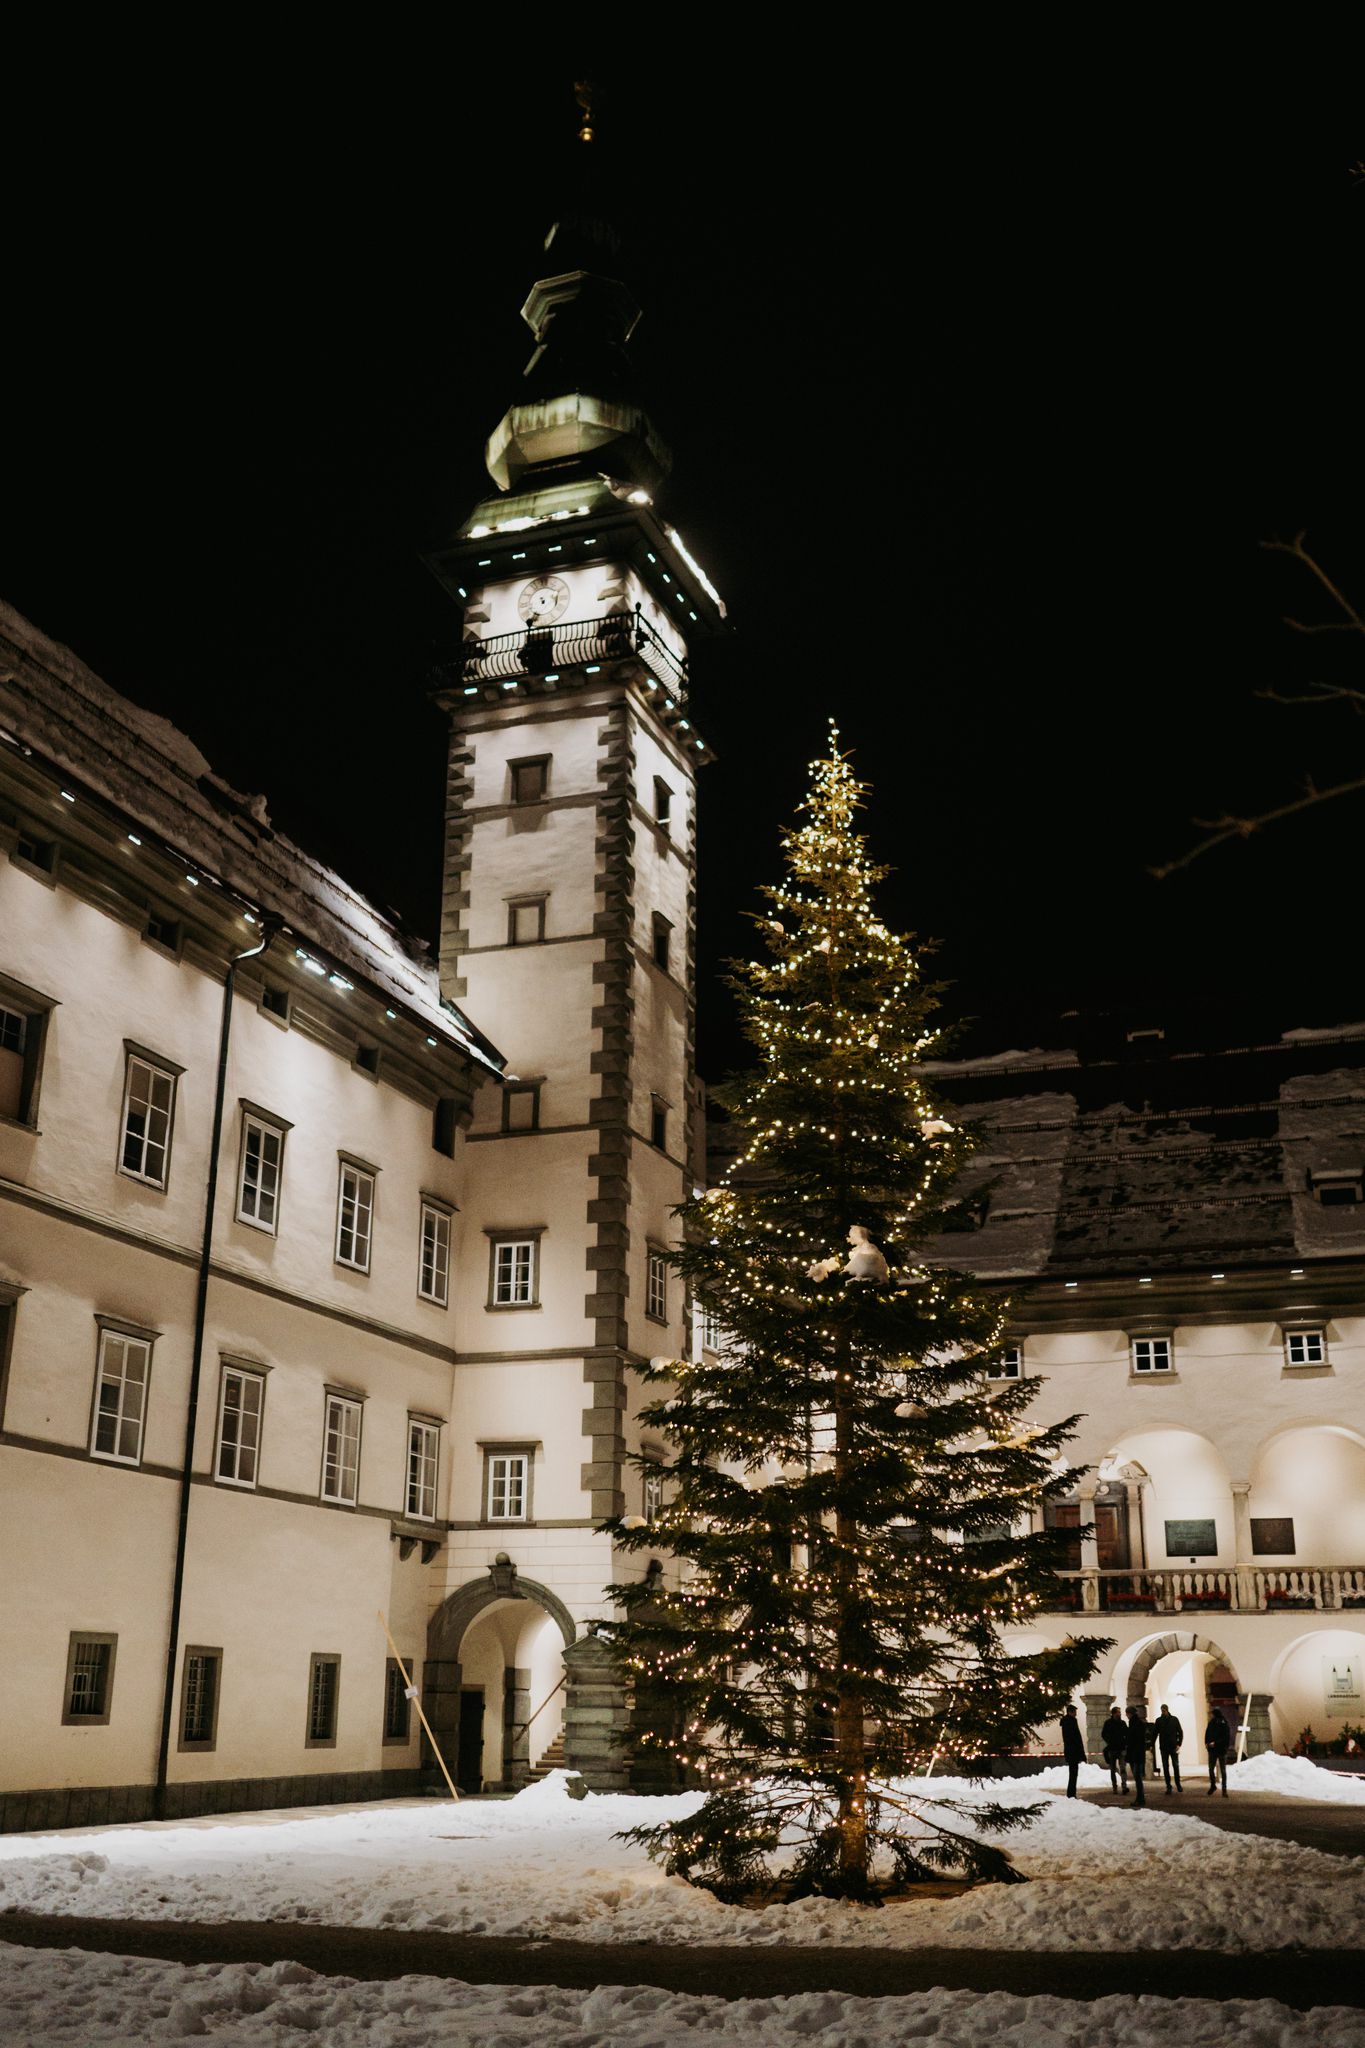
top-left (427, 1564), bottom-right (576, 1793)
top-left (1269, 1628), bottom-right (1365, 1751)
top-left (1249, 1426), bottom-right (1365, 1566)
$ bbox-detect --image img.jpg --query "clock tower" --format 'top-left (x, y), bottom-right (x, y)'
top-left (424, 144), bottom-right (723, 1787)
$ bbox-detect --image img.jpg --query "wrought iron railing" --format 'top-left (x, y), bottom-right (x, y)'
top-left (1042, 1565), bottom-right (1365, 1615)
top-left (450, 610), bottom-right (688, 695)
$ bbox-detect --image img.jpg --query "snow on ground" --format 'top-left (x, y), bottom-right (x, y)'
top-left (3, 1945), bottom-right (1364, 2048)
top-left (0, 1764), bottom-right (1361, 1956)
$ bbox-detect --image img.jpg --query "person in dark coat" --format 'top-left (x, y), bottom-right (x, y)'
top-left (1205, 1708), bottom-right (1231, 1795)
top-left (1101, 1705), bottom-right (1129, 1793)
top-left (1155, 1703), bottom-right (1184, 1793)
top-left (1059, 1702), bottom-right (1086, 1797)
top-left (1126, 1703), bottom-right (1150, 1807)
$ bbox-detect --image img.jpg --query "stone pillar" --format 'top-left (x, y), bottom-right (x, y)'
top-left (503, 1665), bottom-right (532, 1788)
top-left (1082, 1691), bottom-right (1112, 1760)
top-left (1123, 1481), bottom-right (1145, 1570)
top-left (563, 1630), bottom-right (630, 1792)
top-left (1231, 1482), bottom-right (1253, 1561)
top-left (1078, 1484), bottom-right (1100, 1609)
top-left (1241, 1692), bottom-right (1274, 1758)
top-left (421, 1657), bottom-right (462, 1794)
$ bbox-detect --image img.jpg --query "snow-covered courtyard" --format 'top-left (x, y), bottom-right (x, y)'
top-left (2, 1759), bottom-right (1363, 2043)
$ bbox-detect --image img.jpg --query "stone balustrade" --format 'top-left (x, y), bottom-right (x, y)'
top-left (1044, 1565), bottom-right (1365, 1616)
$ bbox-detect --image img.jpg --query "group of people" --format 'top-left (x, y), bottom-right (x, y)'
top-left (1059, 1700), bottom-right (1232, 1801)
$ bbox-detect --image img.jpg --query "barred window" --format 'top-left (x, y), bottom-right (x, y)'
top-left (336, 1161), bottom-right (375, 1272)
top-left (179, 1647), bottom-right (221, 1749)
top-left (419, 1202), bottom-right (451, 1306)
top-left (306, 1654), bottom-right (340, 1745)
top-left (63, 1633), bottom-right (117, 1724)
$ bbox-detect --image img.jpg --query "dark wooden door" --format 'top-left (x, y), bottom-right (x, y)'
top-left (457, 1688), bottom-right (485, 1793)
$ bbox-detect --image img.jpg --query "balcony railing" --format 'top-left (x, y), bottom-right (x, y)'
top-left (449, 610), bottom-right (689, 696)
top-left (1043, 1565), bottom-right (1365, 1615)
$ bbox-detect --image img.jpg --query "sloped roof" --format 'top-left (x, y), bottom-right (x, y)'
top-left (0, 598), bottom-right (502, 1073)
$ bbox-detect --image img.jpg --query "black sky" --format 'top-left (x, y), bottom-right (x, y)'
top-left (5, 48), bottom-right (1364, 1075)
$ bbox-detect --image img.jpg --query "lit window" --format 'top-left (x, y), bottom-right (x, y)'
top-left (1131, 1336), bottom-right (1173, 1374)
top-left (486, 1450), bottom-right (530, 1523)
top-left (306, 1653), bottom-right (341, 1746)
top-left (407, 1418), bottom-right (440, 1521)
top-left (988, 1344), bottom-right (1023, 1381)
top-left (179, 1647), bottom-right (222, 1750)
top-left (419, 1201), bottom-right (451, 1306)
top-left (63, 1634), bottom-right (116, 1724)
top-left (1284, 1328), bottom-right (1327, 1367)
top-left (237, 1110), bottom-right (286, 1232)
top-left (118, 1049), bottom-right (178, 1189)
top-left (216, 1364), bottom-right (264, 1487)
top-left (90, 1326), bottom-right (152, 1465)
top-left (490, 1235), bottom-right (538, 1307)
top-left (321, 1393), bottom-right (362, 1504)
top-left (647, 1248), bottom-right (668, 1323)
top-left (336, 1160), bottom-right (375, 1272)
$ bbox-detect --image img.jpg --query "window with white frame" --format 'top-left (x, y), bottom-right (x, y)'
top-left (0, 970), bottom-right (55, 1128)
top-left (1284, 1327), bottom-right (1327, 1367)
top-left (988, 1343), bottom-right (1023, 1381)
top-left (321, 1393), bottom-right (362, 1504)
top-left (643, 1467), bottom-right (664, 1524)
top-left (336, 1160), bottom-right (375, 1271)
top-left (646, 1248), bottom-right (668, 1322)
top-left (407, 1417), bottom-right (439, 1521)
top-left (699, 1301), bottom-right (723, 1352)
top-left (90, 1326), bottom-right (152, 1464)
top-left (485, 1449), bottom-right (530, 1522)
top-left (237, 1108), bottom-right (286, 1232)
top-left (1131, 1335), bottom-right (1173, 1375)
top-left (216, 1363), bottom-right (264, 1487)
top-left (489, 1234), bottom-right (538, 1307)
top-left (118, 1049), bottom-right (178, 1188)
top-left (418, 1201), bottom-right (451, 1306)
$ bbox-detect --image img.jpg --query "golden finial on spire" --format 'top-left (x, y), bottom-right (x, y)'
top-left (574, 78), bottom-right (595, 143)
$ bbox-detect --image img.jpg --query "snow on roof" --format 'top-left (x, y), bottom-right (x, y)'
top-left (0, 597), bottom-right (503, 1073)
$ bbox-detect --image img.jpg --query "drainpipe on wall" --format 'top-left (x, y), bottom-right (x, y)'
top-left (153, 917), bottom-right (282, 1819)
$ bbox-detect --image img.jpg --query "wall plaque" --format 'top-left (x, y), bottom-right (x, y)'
top-left (1164, 1519), bottom-right (1218, 1557)
top-left (1324, 1658), bottom-right (1362, 1718)
top-left (1250, 1517), bottom-right (1296, 1556)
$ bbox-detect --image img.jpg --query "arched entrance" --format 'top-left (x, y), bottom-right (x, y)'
top-left (1123, 1630), bottom-right (1252, 1755)
top-left (426, 1557), bottom-right (575, 1792)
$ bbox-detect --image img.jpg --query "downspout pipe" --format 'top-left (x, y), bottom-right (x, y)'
top-left (153, 917), bottom-right (282, 1819)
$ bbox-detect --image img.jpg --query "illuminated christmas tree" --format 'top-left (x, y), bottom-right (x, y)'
top-left (607, 729), bottom-right (1105, 1900)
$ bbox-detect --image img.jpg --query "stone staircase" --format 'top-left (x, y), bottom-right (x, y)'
top-left (527, 1734), bottom-right (567, 1782)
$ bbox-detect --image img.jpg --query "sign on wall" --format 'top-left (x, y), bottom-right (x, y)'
top-left (1164, 1519), bottom-right (1218, 1557)
top-left (1323, 1659), bottom-right (1362, 1719)
top-left (1250, 1518), bottom-right (1296, 1556)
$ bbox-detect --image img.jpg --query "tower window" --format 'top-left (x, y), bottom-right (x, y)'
top-left (118, 1046), bottom-right (181, 1188)
top-left (646, 1247), bottom-right (668, 1323)
top-left (14, 831), bottom-right (56, 875)
top-left (510, 756), bottom-right (550, 805)
top-left (508, 897), bottom-right (547, 946)
top-left (653, 778), bottom-right (673, 829)
top-left (418, 1200), bottom-right (452, 1307)
top-left (503, 1083), bottom-right (541, 1133)
top-left (652, 915), bottom-right (672, 973)
top-left (488, 1231), bottom-right (542, 1308)
top-left (650, 1096), bottom-right (668, 1150)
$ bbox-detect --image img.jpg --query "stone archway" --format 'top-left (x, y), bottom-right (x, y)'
top-left (1125, 1630), bottom-right (1266, 1755)
top-left (424, 1558), bottom-right (577, 1792)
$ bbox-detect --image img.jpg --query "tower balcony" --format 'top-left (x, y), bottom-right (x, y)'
top-left (451, 611), bottom-right (688, 698)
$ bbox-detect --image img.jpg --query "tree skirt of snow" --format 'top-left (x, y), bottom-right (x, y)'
top-left (0, 1774), bottom-right (1361, 1954)
top-left (3, 1945), bottom-right (1365, 2048)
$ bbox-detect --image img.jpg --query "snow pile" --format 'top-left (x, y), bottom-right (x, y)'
top-left (0, 1777), bottom-right (1361, 1954)
top-left (1, 1945), bottom-right (1362, 2048)
top-left (1228, 1754), bottom-right (1365, 1803)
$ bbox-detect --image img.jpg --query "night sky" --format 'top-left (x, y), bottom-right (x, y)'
top-left (6, 52), bottom-right (1364, 1077)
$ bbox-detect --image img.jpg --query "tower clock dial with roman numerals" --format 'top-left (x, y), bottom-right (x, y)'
top-left (517, 575), bottom-right (569, 625)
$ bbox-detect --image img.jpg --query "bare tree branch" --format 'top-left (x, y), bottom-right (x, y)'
top-left (1151, 773), bottom-right (1365, 879)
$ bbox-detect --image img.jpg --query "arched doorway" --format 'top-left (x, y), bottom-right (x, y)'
top-left (426, 1558), bottom-right (576, 1792)
top-left (1124, 1630), bottom-right (1247, 1756)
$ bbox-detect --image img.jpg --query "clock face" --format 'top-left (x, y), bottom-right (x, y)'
top-left (517, 575), bottom-right (570, 626)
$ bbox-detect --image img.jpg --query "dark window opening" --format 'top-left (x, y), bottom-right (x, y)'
top-left (433, 1097), bottom-right (457, 1157)
top-left (650, 1098), bottom-right (667, 1150)
top-left (63, 1634), bottom-right (116, 1724)
top-left (145, 913), bottom-right (181, 952)
top-left (652, 917), bottom-right (672, 972)
top-left (653, 777), bottom-right (673, 828)
top-left (15, 832), bottom-right (55, 872)
top-left (355, 1043), bottom-right (380, 1076)
top-left (383, 1659), bottom-right (411, 1742)
top-left (261, 984), bottom-right (290, 1022)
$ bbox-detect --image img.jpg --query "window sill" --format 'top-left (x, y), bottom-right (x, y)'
top-left (235, 1212), bottom-right (278, 1236)
top-left (485, 1301), bottom-right (541, 1313)
top-left (644, 1313), bottom-right (669, 1328)
top-left (90, 1450), bottom-right (143, 1468)
top-left (1282, 1363), bottom-right (1334, 1378)
top-left (334, 1260), bottom-right (372, 1277)
top-left (0, 1112), bottom-right (40, 1135)
top-left (1129, 1372), bottom-right (1180, 1384)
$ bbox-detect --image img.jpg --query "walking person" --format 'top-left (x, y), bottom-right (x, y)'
top-left (1060, 1702), bottom-right (1086, 1798)
top-left (1155, 1703), bottom-right (1184, 1794)
top-left (1101, 1704), bottom-right (1129, 1794)
top-left (1126, 1702), bottom-right (1149, 1808)
top-left (1205, 1707), bottom-right (1231, 1796)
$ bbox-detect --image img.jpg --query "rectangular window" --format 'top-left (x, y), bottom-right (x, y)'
top-left (354, 1043), bottom-right (380, 1077)
top-left (1131, 1336), bottom-right (1173, 1374)
top-left (118, 1051), bottom-right (177, 1188)
top-left (62, 1633), bottom-right (116, 1725)
top-left (407, 1417), bottom-right (439, 1521)
top-left (490, 1235), bottom-right (538, 1307)
top-left (643, 1468), bottom-right (664, 1524)
top-left (508, 897), bottom-right (546, 946)
top-left (260, 983), bottom-right (291, 1023)
top-left (90, 1327), bottom-right (151, 1465)
top-left (699, 1302), bottom-right (723, 1352)
top-left (652, 916), bottom-right (672, 972)
top-left (503, 1083), bottom-right (541, 1133)
top-left (988, 1344), bottom-right (1023, 1381)
top-left (0, 972), bottom-right (54, 1128)
top-left (144, 912), bottom-right (181, 953)
top-left (432, 1096), bottom-right (458, 1158)
top-left (383, 1658), bottom-right (412, 1743)
top-left (179, 1646), bottom-right (222, 1750)
top-left (486, 1450), bottom-right (529, 1523)
top-left (216, 1364), bottom-right (264, 1487)
top-left (15, 830), bottom-right (56, 873)
top-left (306, 1653), bottom-right (340, 1746)
top-left (1285, 1328), bottom-right (1327, 1367)
top-left (647, 1248), bottom-right (668, 1323)
top-left (321, 1393), bottom-right (362, 1504)
top-left (653, 777), bottom-right (673, 828)
top-left (1310, 1167), bottom-right (1363, 1206)
top-left (650, 1097), bottom-right (667, 1150)
top-left (510, 756), bottom-right (549, 805)
top-left (418, 1202), bottom-right (451, 1306)
top-left (336, 1161), bottom-right (375, 1271)
top-left (237, 1112), bottom-right (285, 1232)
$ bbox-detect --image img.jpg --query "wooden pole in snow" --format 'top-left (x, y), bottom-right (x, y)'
top-left (378, 1610), bottom-right (460, 1804)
